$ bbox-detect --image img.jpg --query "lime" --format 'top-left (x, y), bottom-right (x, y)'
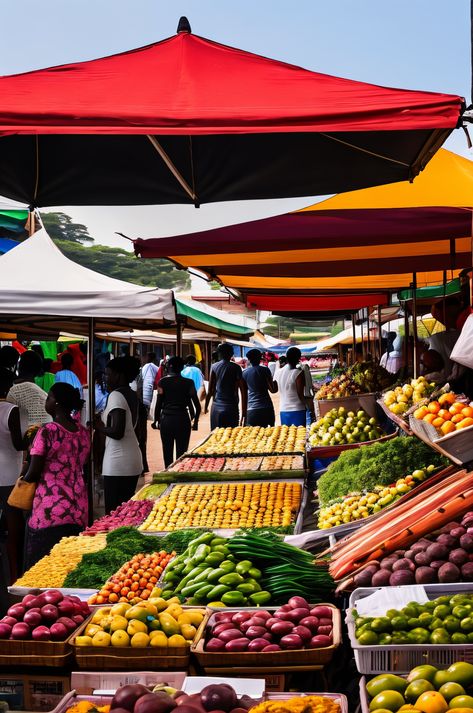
top-left (418, 613), bottom-right (433, 626)
top-left (358, 630), bottom-right (380, 645)
top-left (407, 666), bottom-right (438, 684)
top-left (450, 594), bottom-right (473, 606)
top-left (452, 605), bottom-right (471, 619)
top-left (408, 628), bottom-right (430, 644)
top-left (433, 670), bottom-right (452, 689)
top-left (404, 680), bottom-right (435, 703)
top-left (460, 617), bottom-right (473, 632)
top-left (391, 616), bottom-right (409, 631)
top-left (451, 632), bottom-right (468, 644)
top-left (429, 628), bottom-right (450, 644)
top-left (429, 618), bottom-right (444, 632)
top-left (448, 695), bottom-right (473, 709)
top-left (369, 691), bottom-right (406, 712)
top-left (437, 682), bottom-right (466, 702)
top-left (379, 634), bottom-right (393, 645)
top-left (371, 617), bottom-right (392, 633)
top-left (443, 616), bottom-right (461, 633)
top-left (433, 605), bottom-right (451, 619)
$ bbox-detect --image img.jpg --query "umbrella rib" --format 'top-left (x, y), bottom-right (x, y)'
top-left (147, 135), bottom-right (198, 204)
top-left (320, 133), bottom-right (410, 167)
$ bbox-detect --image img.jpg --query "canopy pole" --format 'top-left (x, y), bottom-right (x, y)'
top-left (412, 273), bottom-right (419, 379)
top-left (377, 305), bottom-right (383, 360)
top-left (87, 318), bottom-right (95, 525)
top-left (176, 318), bottom-right (183, 357)
top-left (366, 308), bottom-right (371, 359)
top-left (403, 309), bottom-right (409, 377)
top-left (351, 314), bottom-right (356, 365)
top-left (147, 136), bottom-right (199, 206)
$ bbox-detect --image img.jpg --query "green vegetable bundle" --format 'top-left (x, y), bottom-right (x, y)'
top-left (228, 532), bottom-right (334, 603)
top-left (161, 531), bottom-right (271, 607)
top-left (64, 526), bottom-right (210, 589)
top-left (317, 436), bottom-right (447, 506)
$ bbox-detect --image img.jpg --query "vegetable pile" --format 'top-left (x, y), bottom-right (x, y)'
top-left (82, 500), bottom-right (154, 535)
top-left (64, 527), bottom-right (210, 590)
top-left (140, 481), bottom-right (302, 531)
top-left (317, 436), bottom-right (447, 506)
top-left (365, 662), bottom-right (473, 712)
top-left (353, 592), bottom-right (473, 646)
top-left (204, 597), bottom-right (335, 652)
top-left (228, 531), bottom-right (333, 602)
top-left (352, 509), bottom-right (473, 588)
top-left (161, 531), bottom-right (271, 607)
top-left (329, 468), bottom-right (473, 582)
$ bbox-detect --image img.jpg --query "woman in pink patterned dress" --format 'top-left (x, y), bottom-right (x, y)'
top-left (22, 383), bottom-right (90, 569)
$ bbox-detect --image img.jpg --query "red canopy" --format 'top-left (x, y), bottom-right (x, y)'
top-left (0, 18), bottom-right (464, 207)
top-left (246, 293), bottom-right (389, 312)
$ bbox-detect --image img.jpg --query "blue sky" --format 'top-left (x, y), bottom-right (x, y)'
top-left (1, 0), bottom-right (471, 272)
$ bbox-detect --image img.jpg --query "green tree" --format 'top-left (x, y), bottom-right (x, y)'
top-left (41, 212), bottom-right (190, 291)
top-left (41, 212), bottom-right (93, 244)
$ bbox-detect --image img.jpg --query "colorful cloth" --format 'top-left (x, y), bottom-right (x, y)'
top-left (28, 422), bottom-right (90, 530)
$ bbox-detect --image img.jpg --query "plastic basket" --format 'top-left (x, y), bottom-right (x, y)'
top-left (348, 583), bottom-right (473, 674)
top-left (265, 692), bottom-right (348, 713)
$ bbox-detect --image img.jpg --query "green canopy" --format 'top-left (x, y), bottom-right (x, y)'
top-left (175, 298), bottom-right (254, 338)
top-left (398, 277), bottom-right (462, 303)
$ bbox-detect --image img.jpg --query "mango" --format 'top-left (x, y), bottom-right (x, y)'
top-left (149, 631), bottom-right (168, 647)
top-left (75, 635), bottom-right (93, 647)
top-left (110, 616), bottom-right (128, 632)
top-left (159, 612), bottom-right (180, 636)
top-left (127, 619), bottom-right (148, 636)
top-left (130, 632), bottom-right (150, 647)
top-left (166, 604), bottom-right (183, 619)
top-left (178, 610), bottom-right (204, 627)
top-left (111, 630), bottom-right (130, 647)
top-left (92, 631), bottom-right (111, 647)
top-left (125, 603), bottom-right (157, 622)
top-left (167, 634), bottom-right (187, 648)
top-left (148, 597), bottom-right (168, 612)
top-left (110, 602), bottom-right (132, 617)
top-left (180, 624), bottom-right (197, 640)
top-left (92, 608), bottom-right (110, 625)
top-left (85, 624), bottom-right (102, 637)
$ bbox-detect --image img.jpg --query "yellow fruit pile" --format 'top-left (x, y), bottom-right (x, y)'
top-left (14, 534), bottom-right (107, 588)
top-left (260, 455), bottom-right (305, 471)
top-left (249, 695), bottom-right (340, 713)
top-left (76, 598), bottom-right (204, 649)
top-left (383, 377), bottom-right (436, 415)
top-left (194, 426), bottom-right (306, 455)
top-left (140, 481), bottom-right (302, 531)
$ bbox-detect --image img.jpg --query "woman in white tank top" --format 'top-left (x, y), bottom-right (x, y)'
top-left (274, 347), bottom-right (315, 427)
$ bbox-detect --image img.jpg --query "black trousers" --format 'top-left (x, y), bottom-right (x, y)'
top-left (247, 405), bottom-right (275, 427)
top-left (160, 413), bottom-right (191, 468)
top-left (210, 405), bottom-right (239, 430)
top-left (104, 475), bottom-right (140, 514)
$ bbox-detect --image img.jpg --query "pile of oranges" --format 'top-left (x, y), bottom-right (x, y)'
top-left (89, 551), bottom-right (175, 605)
top-left (414, 391), bottom-right (473, 436)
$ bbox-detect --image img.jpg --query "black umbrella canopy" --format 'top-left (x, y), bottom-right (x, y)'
top-left (0, 19), bottom-right (464, 207)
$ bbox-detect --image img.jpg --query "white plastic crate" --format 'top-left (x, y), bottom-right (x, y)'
top-left (347, 583), bottom-right (473, 674)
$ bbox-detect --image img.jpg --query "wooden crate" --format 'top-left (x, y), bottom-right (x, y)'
top-left (191, 604), bottom-right (341, 668)
top-left (0, 672), bottom-right (70, 712)
top-left (70, 610), bottom-right (199, 671)
top-left (0, 636), bottom-right (73, 668)
top-left (307, 429), bottom-right (397, 461)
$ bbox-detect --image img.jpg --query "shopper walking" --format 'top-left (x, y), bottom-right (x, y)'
top-left (22, 383), bottom-right (90, 569)
top-left (139, 352), bottom-right (159, 413)
top-left (93, 356), bottom-right (145, 514)
top-left (205, 343), bottom-right (247, 428)
top-left (242, 349), bottom-right (277, 426)
top-left (152, 356), bottom-right (200, 467)
top-left (55, 352), bottom-right (83, 396)
top-left (274, 347), bottom-right (315, 426)
top-left (182, 355), bottom-right (205, 397)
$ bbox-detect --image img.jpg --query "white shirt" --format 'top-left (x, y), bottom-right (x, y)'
top-left (141, 362), bottom-right (158, 407)
top-left (0, 402), bottom-right (22, 486)
top-left (101, 390), bottom-right (143, 477)
top-left (6, 382), bottom-right (52, 436)
top-left (274, 365), bottom-right (306, 412)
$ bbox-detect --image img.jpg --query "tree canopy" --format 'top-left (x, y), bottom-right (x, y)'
top-left (41, 212), bottom-right (190, 291)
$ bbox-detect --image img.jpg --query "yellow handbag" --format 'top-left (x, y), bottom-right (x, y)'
top-left (7, 478), bottom-right (37, 510)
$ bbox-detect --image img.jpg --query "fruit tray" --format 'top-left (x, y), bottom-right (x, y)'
top-left (347, 583), bottom-right (473, 674)
top-left (140, 479), bottom-right (307, 536)
top-left (409, 415), bottom-right (473, 465)
top-left (70, 611), bottom-right (200, 671)
top-left (189, 426), bottom-right (308, 458)
top-left (315, 393), bottom-right (378, 419)
top-left (307, 428), bottom-right (397, 461)
top-left (152, 455), bottom-right (306, 483)
top-left (191, 604), bottom-right (341, 668)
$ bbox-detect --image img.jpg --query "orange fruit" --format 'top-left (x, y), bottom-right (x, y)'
top-left (461, 406), bottom-right (473, 418)
top-left (414, 691), bottom-right (448, 713)
top-left (449, 402), bottom-right (465, 415)
top-left (456, 417), bottom-right (473, 430)
top-left (438, 409), bottom-right (452, 420)
top-left (423, 413), bottom-right (436, 424)
top-left (441, 421), bottom-right (456, 435)
top-left (414, 406), bottom-right (429, 420)
top-left (427, 401), bottom-right (441, 414)
top-left (432, 417), bottom-right (445, 428)
top-left (439, 392), bottom-right (456, 405)
top-left (451, 414), bottom-right (464, 424)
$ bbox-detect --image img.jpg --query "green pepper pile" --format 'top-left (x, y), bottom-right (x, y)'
top-left (161, 531), bottom-right (271, 607)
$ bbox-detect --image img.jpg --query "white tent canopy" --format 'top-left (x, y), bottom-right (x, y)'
top-left (0, 228), bottom-right (175, 334)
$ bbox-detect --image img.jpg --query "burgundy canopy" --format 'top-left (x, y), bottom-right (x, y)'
top-left (0, 18), bottom-right (464, 206)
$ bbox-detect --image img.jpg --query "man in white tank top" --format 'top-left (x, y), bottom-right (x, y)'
top-left (274, 347), bottom-right (315, 426)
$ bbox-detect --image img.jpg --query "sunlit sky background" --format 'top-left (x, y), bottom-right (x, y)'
top-left (1, 0), bottom-right (471, 291)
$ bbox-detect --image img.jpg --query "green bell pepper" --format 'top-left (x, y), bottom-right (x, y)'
top-left (206, 584), bottom-right (231, 601)
top-left (235, 560), bottom-right (254, 575)
top-left (221, 590), bottom-right (247, 606)
top-left (248, 567), bottom-right (262, 580)
top-left (205, 551), bottom-right (226, 566)
top-left (249, 591), bottom-right (272, 605)
top-left (218, 572), bottom-right (244, 587)
top-left (236, 582), bottom-right (259, 595)
top-left (219, 560), bottom-right (236, 573)
top-left (193, 584), bottom-right (215, 601)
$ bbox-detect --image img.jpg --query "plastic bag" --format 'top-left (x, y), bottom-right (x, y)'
top-left (451, 314), bottom-right (473, 369)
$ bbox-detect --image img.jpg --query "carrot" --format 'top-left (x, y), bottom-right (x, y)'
top-left (329, 469), bottom-right (473, 580)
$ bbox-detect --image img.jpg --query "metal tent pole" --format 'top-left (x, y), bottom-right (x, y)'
top-left (377, 305), bottom-right (383, 360)
top-left (87, 317), bottom-right (95, 525)
top-left (412, 273), bottom-right (419, 379)
top-left (351, 314), bottom-right (356, 365)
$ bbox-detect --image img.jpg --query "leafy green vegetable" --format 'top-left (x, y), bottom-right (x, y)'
top-left (63, 526), bottom-right (209, 589)
top-left (317, 436), bottom-right (448, 506)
